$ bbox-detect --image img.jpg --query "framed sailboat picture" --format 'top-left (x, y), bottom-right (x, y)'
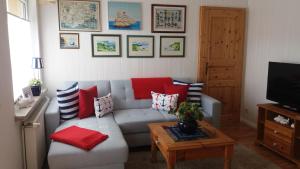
top-left (108, 2), bottom-right (142, 30)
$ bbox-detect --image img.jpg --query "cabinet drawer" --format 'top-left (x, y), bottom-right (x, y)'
top-left (264, 133), bottom-right (292, 156)
top-left (265, 121), bottom-right (293, 141)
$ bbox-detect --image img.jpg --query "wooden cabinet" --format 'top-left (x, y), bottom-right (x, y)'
top-left (256, 104), bottom-right (300, 168)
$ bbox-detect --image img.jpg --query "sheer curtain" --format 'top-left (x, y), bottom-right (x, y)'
top-left (7, 14), bottom-right (33, 99)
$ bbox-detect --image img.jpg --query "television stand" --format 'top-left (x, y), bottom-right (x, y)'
top-left (256, 103), bottom-right (300, 168)
top-left (281, 104), bottom-right (299, 112)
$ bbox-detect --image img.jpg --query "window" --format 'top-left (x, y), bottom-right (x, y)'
top-left (6, 0), bottom-right (28, 20)
top-left (7, 0), bottom-right (34, 100)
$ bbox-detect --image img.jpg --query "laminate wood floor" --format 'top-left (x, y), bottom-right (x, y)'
top-left (221, 122), bottom-right (297, 169)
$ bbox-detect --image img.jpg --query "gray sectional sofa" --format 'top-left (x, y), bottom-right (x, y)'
top-left (45, 80), bottom-right (221, 169)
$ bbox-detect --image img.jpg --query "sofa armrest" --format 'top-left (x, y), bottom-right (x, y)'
top-left (201, 94), bottom-right (222, 128)
top-left (45, 97), bottom-right (60, 146)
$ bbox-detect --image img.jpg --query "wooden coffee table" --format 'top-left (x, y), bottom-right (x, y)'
top-left (148, 121), bottom-right (235, 169)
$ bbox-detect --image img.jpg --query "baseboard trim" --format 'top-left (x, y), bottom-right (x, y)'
top-left (241, 117), bottom-right (257, 129)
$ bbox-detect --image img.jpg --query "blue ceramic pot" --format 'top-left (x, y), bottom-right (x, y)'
top-left (178, 119), bottom-right (198, 134)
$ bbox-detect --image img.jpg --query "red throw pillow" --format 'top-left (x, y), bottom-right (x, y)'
top-left (50, 126), bottom-right (108, 151)
top-left (164, 84), bottom-right (189, 104)
top-left (79, 86), bottom-right (98, 119)
top-left (131, 77), bottom-right (173, 99)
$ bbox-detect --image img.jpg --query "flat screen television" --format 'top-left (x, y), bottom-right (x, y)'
top-left (267, 62), bottom-right (300, 110)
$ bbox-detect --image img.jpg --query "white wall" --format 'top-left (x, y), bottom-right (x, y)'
top-left (40, 0), bottom-right (247, 96)
top-left (0, 0), bottom-right (23, 168)
top-left (242, 0), bottom-right (300, 126)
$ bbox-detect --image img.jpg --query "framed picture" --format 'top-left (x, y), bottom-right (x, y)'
top-left (160, 36), bottom-right (185, 57)
top-left (22, 86), bottom-right (33, 98)
top-left (91, 34), bottom-right (122, 57)
top-left (127, 35), bottom-right (154, 58)
top-left (108, 2), bottom-right (142, 30)
top-left (152, 4), bottom-right (186, 33)
top-left (58, 0), bottom-right (101, 32)
top-left (60, 33), bottom-right (80, 49)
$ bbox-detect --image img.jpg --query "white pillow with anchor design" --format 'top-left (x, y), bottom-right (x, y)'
top-left (151, 91), bottom-right (178, 112)
top-left (94, 93), bottom-right (113, 118)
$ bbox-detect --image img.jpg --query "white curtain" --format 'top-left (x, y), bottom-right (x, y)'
top-left (7, 14), bottom-right (33, 99)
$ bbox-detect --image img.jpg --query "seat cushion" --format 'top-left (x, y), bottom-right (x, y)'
top-left (48, 114), bottom-right (128, 169)
top-left (113, 108), bottom-right (166, 134)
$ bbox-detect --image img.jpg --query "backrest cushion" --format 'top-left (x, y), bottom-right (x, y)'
top-left (64, 81), bottom-right (111, 97)
top-left (110, 80), bottom-right (152, 110)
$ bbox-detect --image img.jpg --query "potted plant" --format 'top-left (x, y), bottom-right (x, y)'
top-left (170, 102), bottom-right (204, 134)
top-left (30, 78), bottom-right (42, 96)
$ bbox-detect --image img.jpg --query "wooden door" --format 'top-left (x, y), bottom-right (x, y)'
top-left (198, 6), bottom-right (245, 126)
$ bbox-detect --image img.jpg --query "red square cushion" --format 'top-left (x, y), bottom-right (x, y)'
top-left (164, 84), bottom-right (189, 104)
top-left (131, 77), bottom-right (173, 99)
top-left (79, 86), bottom-right (98, 119)
top-left (50, 126), bottom-right (108, 151)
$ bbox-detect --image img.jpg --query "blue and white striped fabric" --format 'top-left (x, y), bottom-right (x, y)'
top-left (173, 80), bottom-right (204, 104)
top-left (57, 82), bottom-right (79, 121)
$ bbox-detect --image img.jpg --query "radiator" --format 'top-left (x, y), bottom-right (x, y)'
top-left (22, 96), bottom-right (50, 169)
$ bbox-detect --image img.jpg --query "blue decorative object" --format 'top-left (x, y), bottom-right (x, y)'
top-left (165, 126), bottom-right (209, 141)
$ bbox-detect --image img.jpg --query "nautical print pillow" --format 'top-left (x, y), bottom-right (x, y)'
top-left (94, 93), bottom-right (113, 118)
top-left (57, 82), bottom-right (79, 121)
top-left (173, 80), bottom-right (204, 105)
top-left (151, 91), bottom-right (179, 112)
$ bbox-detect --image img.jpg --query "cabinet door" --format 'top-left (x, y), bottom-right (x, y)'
top-left (198, 6), bottom-right (246, 126)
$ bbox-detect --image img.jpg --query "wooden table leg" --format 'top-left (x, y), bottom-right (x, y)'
top-left (151, 134), bottom-right (158, 163)
top-left (224, 145), bottom-right (234, 169)
top-left (167, 152), bottom-right (176, 169)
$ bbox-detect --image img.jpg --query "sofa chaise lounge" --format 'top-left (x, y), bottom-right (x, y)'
top-left (45, 79), bottom-right (221, 169)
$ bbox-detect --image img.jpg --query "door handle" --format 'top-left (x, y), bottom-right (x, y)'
top-left (206, 63), bottom-right (208, 75)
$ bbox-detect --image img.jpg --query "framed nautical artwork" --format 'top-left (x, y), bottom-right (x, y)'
top-left (58, 0), bottom-right (101, 32)
top-left (108, 2), bottom-right (142, 30)
top-left (127, 35), bottom-right (154, 58)
top-left (91, 34), bottom-right (122, 57)
top-left (160, 36), bottom-right (185, 57)
top-left (59, 33), bottom-right (80, 49)
top-left (152, 4), bottom-right (186, 33)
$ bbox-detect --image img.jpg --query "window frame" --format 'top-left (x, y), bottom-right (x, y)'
top-left (6, 0), bottom-right (29, 21)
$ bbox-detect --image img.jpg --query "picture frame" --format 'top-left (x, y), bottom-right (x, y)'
top-left (58, 0), bottom-right (101, 32)
top-left (151, 4), bottom-right (186, 33)
top-left (160, 36), bottom-right (185, 57)
top-left (91, 34), bottom-right (122, 57)
top-left (127, 35), bottom-right (154, 58)
top-left (108, 1), bottom-right (142, 30)
top-left (22, 86), bottom-right (33, 98)
top-left (59, 33), bottom-right (80, 49)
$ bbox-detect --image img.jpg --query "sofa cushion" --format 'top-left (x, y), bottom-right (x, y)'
top-left (78, 86), bottom-right (98, 119)
top-left (48, 114), bottom-right (128, 169)
top-left (64, 81), bottom-right (111, 98)
top-left (57, 82), bottom-right (79, 121)
top-left (94, 93), bottom-right (114, 118)
top-left (113, 108), bottom-right (166, 134)
top-left (110, 80), bottom-right (152, 110)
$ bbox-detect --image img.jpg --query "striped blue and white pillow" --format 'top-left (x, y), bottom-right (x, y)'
top-left (57, 82), bottom-right (79, 121)
top-left (173, 80), bottom-right (204, 104)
